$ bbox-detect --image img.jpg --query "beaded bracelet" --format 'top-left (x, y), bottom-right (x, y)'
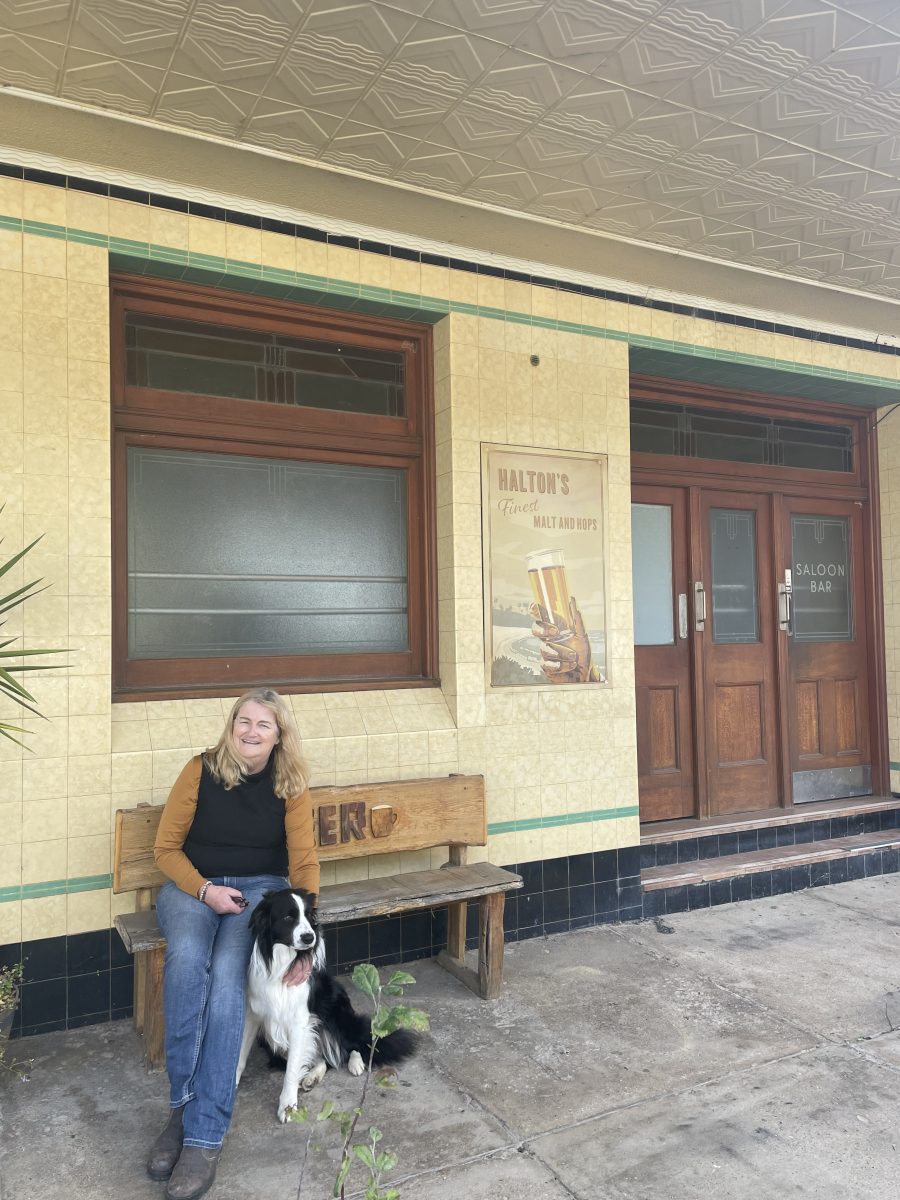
top-left (198, 880), bottom-right (211, 905)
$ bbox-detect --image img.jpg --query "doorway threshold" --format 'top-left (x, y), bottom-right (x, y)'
top-left (640, 794), bottom-right (897, 844)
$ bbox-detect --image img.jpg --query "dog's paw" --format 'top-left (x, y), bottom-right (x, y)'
top-left (347, 1051), bottom-right (365, 1077)
top-left (277, 1094), bottom-right (297, 1123)
top-left (301, 1062), bottom-right (327, 1091)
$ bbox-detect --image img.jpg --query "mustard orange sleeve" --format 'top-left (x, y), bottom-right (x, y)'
top-left (153, 756), bottom-right (206, 898)
top-left (285, 787), bottom-right (320, 896)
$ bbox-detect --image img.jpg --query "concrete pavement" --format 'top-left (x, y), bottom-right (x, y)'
top-left (3, 874), bottom-right (900, 1199)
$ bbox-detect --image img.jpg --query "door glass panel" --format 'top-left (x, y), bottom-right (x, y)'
top-left (791, 515), bottom-right (852, 642)
top-left (710, 508), bottom-right (759, 644)
top-left (631, 503), bottom-right (674, 645)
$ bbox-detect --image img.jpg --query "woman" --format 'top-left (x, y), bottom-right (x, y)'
top-left (148, 688), bottom-right (319, 1200)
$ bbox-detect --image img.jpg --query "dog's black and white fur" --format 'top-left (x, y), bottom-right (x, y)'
top-left (236, 888), bottom-right (417, 1122)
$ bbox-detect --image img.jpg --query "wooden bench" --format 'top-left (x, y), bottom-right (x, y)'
top-left (113, 774), bottom-right (522, 1068)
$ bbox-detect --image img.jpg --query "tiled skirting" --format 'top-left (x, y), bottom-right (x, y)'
top-left (9, 837), bottom-right (897, 1037)
top-left (640, 807), bottom-right (900, 872)
top-left (2, 847), bottom-right (643, 1038)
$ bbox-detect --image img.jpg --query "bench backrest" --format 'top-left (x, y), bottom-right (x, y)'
top-left (113, 773), bottom-right (486, 894)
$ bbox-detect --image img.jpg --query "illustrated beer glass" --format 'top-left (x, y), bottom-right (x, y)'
top-left (527, 548), bottom-right (574, 638)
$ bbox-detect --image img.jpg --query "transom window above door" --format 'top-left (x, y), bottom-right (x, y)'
top-left (112, 276), bottom-right (435, 699)
top-left (631, 400), bottom-right (853, 473)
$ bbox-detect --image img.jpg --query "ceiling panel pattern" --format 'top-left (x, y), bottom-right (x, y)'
top-left (2, 0), bottom-right (900, 299)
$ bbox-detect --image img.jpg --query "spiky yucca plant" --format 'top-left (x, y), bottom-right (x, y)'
top-left (0, 510), bottom-right (65, 746)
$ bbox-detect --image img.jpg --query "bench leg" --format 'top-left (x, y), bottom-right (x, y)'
top-left (477, 892), bottom-right (505, 1000)
top-left (141, 946), bottom-right (166, 1071)
top-left (133, 954), bottom-right (147, 1035)
top-left (446, 900), bottom-right (467, 962)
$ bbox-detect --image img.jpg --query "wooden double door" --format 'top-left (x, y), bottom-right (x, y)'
top-left (633, 483), bottom-right (874, 822)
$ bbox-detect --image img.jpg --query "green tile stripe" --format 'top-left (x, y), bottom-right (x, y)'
top-left (890, 762), bottom-right (900, 772)
top-left (3, 210), bottom-right (899, 396)
top-left (487, 805), bottom-right (639, 836)
top-left (0, 874), bottom-right (113, 904)
top-left (0, 808), bottom-right (639, 900)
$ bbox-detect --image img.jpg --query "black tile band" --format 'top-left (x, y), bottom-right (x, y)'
top-left (1, 161), bottom-right (897, 359)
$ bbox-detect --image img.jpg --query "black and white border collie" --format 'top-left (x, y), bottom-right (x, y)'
top-left (236, 888), bottom-right (418, 1122)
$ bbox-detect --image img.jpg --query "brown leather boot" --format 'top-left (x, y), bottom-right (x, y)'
top-left (146, 1107), bottom-right (184, 1181)
top-left (165, 1146), bottom-right (222, 1200)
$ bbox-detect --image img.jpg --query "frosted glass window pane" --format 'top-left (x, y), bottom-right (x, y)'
top-left (710, 508), bottom-right (758, 644)
top-left (631, 503), bottom-right (674, 646)
top-left (791, 515), bottom-right (852, 642)
top-left (128, 448), bottom-right (408, 658)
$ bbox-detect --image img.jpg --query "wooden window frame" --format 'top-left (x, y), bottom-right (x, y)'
top-left (111, 275), bottom-right (437, 701)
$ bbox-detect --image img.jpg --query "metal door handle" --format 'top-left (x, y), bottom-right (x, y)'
top-left (694, 581), bottom-right (707, 632)
top-left (678, 593), bottom-right (688, 641)
top-left (778, 582), bottom-right (793, 634)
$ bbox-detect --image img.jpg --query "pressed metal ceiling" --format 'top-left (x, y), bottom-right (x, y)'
top-left (3, 0), bottom-right (900, 301)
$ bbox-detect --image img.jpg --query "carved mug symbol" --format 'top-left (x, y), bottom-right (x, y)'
top-left (370, 804), bottom-right (398, 838)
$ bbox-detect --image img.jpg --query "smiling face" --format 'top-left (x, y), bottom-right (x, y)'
top-left (232, 699), bottom-right (280, 774)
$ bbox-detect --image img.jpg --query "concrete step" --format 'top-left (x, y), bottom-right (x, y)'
top-left (640, 829), bottom-right (900, 916)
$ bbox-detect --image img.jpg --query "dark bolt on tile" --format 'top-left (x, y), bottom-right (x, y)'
top-left (830, 816), bottom-right (849, 838)
top-left (771, 869), bottom-right (792, 896)
top-left (617, 847), bottom-right (642, 878)
top-left (847, 854), bottom-right (867, 881)
top-left (863, 852), bottom-right (883, 878)
top-left (664, 886), bottom-right (689, 915)
top-left (750, 872), bottom-right (773, 900)
top-left (881, 848), bottom-right (900, 874)
top-left (641, 889), bottom-right (666, 918)
top-left (775, 825), bottom-right (796, 847)
top-left (792, 864), bottom-right (816, 892)
top-left (594, 879), bottom-right (618, 915)
top-left (717, 833), bottom-right (739, 858)
top-left (542, 856), bottom-right (569, 892)
top-left (757, 827), bottom-right (777, 851)
top-left (698, 835), bottom-right (720, 859)
top-left (677, 839), bottom-right (699, 864)
top-left (687, 883), bottom-right (710, 910)
top-left (653, 841), bottom-right (678, 867)
top-left (811, 820), bottom-right (832, 842)
top-left (730, 874), bottom-right (752, 902)
top-left (709, 879), bottom-right (732, 906)
top-left (640, 844), bottom-right (657, 871)
top-left (829, 858), bottom-right (849, 885)
top-left (794, 823), bottom-right (815, 844)
top-left (569, 883), bottom-right (594, 920)
top-left (738, 831), bottom-right (759, 854)
top-left (594, 846), bottom-right (624, 888)
top-left (569, 853), bottom-right (594, 886)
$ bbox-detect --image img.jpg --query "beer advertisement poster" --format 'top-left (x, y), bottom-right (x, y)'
top-left (482, 445), bottom-right (608, 689)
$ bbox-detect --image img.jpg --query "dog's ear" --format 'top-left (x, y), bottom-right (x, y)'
top-left (249, 893), bottom-right (272, 939)
top-left (296, 889), bottom-right (319, 924)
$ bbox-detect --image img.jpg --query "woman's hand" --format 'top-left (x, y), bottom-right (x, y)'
top-left (203, 884), bottom-right (247, 915)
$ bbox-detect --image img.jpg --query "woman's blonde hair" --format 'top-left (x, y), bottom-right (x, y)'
top-left (203, 688), bottom-right (308, 798)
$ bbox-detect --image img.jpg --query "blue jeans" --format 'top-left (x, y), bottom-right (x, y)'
top-left (156, 874), bottom-right (288, 1148)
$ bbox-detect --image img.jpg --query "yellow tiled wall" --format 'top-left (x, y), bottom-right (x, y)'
top-left (878, 406), bottom-right (900, 793)
top-left (1, 172), bottom-right (899, 946)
